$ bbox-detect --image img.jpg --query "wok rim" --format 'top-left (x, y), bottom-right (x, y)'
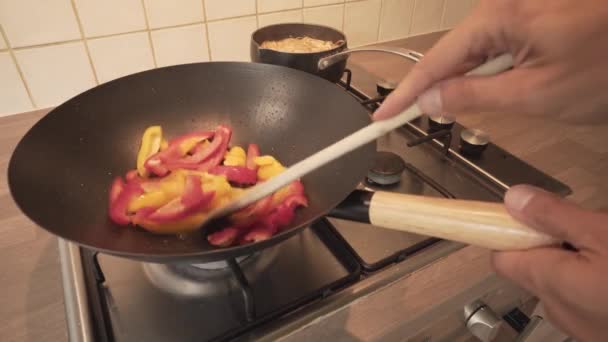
top-left (8, 61), bottom-right (375, 263)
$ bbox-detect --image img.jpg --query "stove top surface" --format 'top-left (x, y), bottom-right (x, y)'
top-left (70, 37), bottom-right (570, 342)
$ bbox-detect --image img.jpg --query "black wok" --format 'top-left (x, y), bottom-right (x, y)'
top-left (8, 62), bottom-right (375, 263)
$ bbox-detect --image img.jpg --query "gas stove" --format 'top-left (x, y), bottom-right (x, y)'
top-left (58, 50), bottom-right (570, 342)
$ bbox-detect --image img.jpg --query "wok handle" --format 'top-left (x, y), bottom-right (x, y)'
top-left (330, 190), bottom-right (559, 251)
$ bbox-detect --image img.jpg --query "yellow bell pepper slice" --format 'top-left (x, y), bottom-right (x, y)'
top-left (136, 126), bottom-right (163, 177)
top-left (223, 146), bottom-right (246, 166)
top-left (160, 139), bottom-right (169, 151)
top-left (254, 155), bottom-right (285, 180)
top-left (128, 191), bottom-right (168, 212)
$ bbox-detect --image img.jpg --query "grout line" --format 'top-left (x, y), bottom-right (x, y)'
top-left (11, 38), bottom-right (84, 51)
top-left (69, 0), bottom-right (99, 85)
top-left (376, 0), bottom-right (383, 41)
top-left (0, 25), bottom-right (36, 108)
top-left (201, 0), bottom-right (213, 61)
top-left (342, 2), bottom-right (347, 32)
top-left (140, 0), bottom-right (158, 68)
top-left (440, 0), bottom-right (448, 29)
top-left (408, 0), bottom-right (418, 36)
top-left (149, 20), bottom-right (205, 32)
top-left (255, 0), bottom-right (260, 28)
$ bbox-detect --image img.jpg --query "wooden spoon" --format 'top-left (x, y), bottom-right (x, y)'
top-left (201, 54), bottom-right (559, 251)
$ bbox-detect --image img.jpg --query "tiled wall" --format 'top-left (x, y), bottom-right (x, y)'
top-left (0, 0), bottom-right (475, 117)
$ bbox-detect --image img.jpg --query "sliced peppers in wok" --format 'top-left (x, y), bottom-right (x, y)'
top-left (108, 125), bottom-right (308, 247)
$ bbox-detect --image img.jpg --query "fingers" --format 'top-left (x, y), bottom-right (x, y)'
top-left (491, 248), bottom-right (576, 297)
top-left (417, 68), bottom-right (533, 115)
top-left (504, 184), bottom-right (608, 250)
top-left (373, 14), bottom-right (493, 120)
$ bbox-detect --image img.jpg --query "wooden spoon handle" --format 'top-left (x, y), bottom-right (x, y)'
top-left (368, 192), bottom-right (559, 251)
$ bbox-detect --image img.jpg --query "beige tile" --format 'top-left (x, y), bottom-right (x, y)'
top-left (15, 42), bottom-right (95, 108)
top-left (303, 4), bottom-right (344, 31)
top-left (344, 0), bottom-right (381, 47)
top-left (441, 0), bottom-right (471, 28)
top-left (207, 16), bottom-right (257, 61)
top-left (152, 24), bottom-right (209, 67)
top-left (258, 0), bottom-right (302, 13)
top-left (304, 0), bottom-right (343, 6)
top-left (204, 0), bottom-right (255, 20)
top-left (0, 32), bottom-right (6, 50)
top-left (0, 52), bottom-right (32, 116)
top-left (259, 9), bottom-right (303, 27)
top-left (410, 0), bottom-right (445, 35)
top-left (0, 0), bottom-right (80, 47)
top-left (144, 0), bottom-right (204, 28)
top-left (88, 32), bottom-right (154, 83)
top-left (379, 0), bottom-right (414, 41)
top-left (74, 0), bottom-right (146, 37)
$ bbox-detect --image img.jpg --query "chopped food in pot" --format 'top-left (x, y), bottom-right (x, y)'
top-left (260, 36), bottom-right (343, 53)
top-left (108, 125), bottom-right (308, 247)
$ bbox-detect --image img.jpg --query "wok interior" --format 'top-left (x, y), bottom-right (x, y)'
top-left (8, 62), bottom-right (374, 262)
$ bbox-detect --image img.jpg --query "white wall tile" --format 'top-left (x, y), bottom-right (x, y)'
top-left (0, 52), bottom-right (32, 115)
top-left (259, 10), bottom-right (303, 27)
top-left (88, 32), bottom-right (154, 83)
top-left (207, 16), bottom-right (257, 61)
top-left (304, 0), bottom-right (343, 6)
top-left (303, 4), bottom-right (344, 31)
top-left (144, 0), bottom-right (204, 28)
top-left (442, 0), bottom-right (471, 29)
top-left (344, 0), bottom-right (381, 47)
top-left (0, 0), bottom-right (80, 47)
top-left (204, 0), bottom-right (256, 20)
top-left (74, 0), bottom-right (146, 37)
top-left (379, 0), bottom-right (414, 41)
top-left (410, 0), bottom-right (445, 35)
top-left (152, 24), bottom-right (209, 67)
top-left (258, 0), bottom-right (302, 13)
top-left (15, 42), bottom-right (95, 108)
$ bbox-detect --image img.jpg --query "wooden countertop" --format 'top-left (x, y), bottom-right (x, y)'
top-left (2, 32), bottom-right (607, 342)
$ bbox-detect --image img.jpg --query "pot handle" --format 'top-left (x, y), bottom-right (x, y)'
top-left (318, 47), bottom-right (423, 70)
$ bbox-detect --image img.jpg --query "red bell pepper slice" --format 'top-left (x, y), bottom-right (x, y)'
top-left (209, 165), bottom-right (257, 185)
top-left (149, 125), bottom-right (232, 174)
top-left (240, 223), bottom-right (278, 244)
top-left (230, 195), bottom-right (274, 227)
top-left (144, 175), bottom-right (214, 223)
top-left (207, 227), bottom-right (240, 247)
top-left (144, 130), bottom-right (215, 176)
top-left (108, 177), bottom-right (143, 225)
top-left (246, 143), bottom-right (260, 170)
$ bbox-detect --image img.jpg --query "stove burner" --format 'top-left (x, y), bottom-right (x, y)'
top-left (428, 115), bottom-right (455, 133)
top-left (367, 151), bottom-right (406, 185)
top-left (143, 250), bottom-right (278, 297)
top-left (376, 80), bottom-right (397, 96)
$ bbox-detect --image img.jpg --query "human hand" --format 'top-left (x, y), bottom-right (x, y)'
top-left (373, 0), bottom-right (608, 123)
top-left (493, 185), bottom-right (608, 341)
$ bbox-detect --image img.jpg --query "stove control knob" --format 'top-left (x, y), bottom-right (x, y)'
top-left (376, 80), bottom-right (397, 96)
top-left (460, 128), bottom-right (490, 157)
top-left (464, 300), bottom-right (503, 342)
